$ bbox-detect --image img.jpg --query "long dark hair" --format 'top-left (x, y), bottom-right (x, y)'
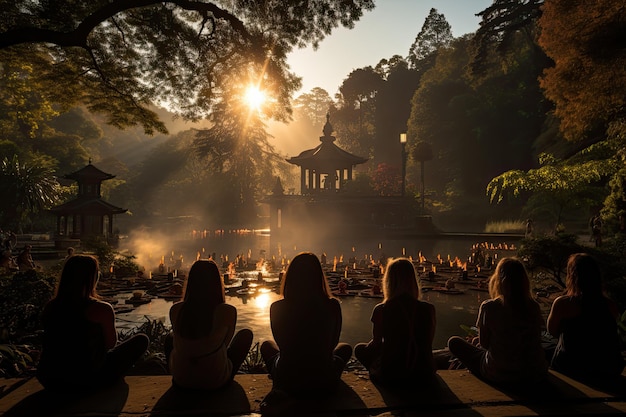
top-left (281, 252), bottom-right (333, 302)
top-left (176, 260), bottom-right (225, 339)
top-left (566, 253), bottom-right (603, 298)
top-left (55, 254), bottom-right (99, 303)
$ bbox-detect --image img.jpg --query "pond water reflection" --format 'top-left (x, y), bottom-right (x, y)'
top-left (116, 233), bottom-right (517, 349)
top-left (116, 286), bottom-right (490, 350)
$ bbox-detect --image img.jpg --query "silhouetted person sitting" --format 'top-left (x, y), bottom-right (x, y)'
top-left (447, 258), bottom-right (548, 385)
top-left (547, 253), bottom-right (624, 379)
top-left (354, 258), bottom-right (436, 387)
top-left (17, 244), bottom-right (35, 270)
top-left (260, 252), bottom-right (352, 409)
top-left (37, 255), bottom-right (149, 393)
top-left (165, 260), bottom-right (253, 390)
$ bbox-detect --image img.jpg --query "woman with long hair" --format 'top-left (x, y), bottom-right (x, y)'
top-left (37, 255), bottom-right (149, 392)
top-left (260, 252), bottom-right (352, 397)
top-left (447, 257), bottom-right (548, 384)
top-left (168, 259), bottom-right (253, 390)
top-left (548, 253), bottom-right (624, 378)
top-left (354, 257), bottom-right (436, 386)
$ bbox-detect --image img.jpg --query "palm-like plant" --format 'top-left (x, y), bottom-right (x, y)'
top-left (412, 141), bottom-right (433, 210)
top-left (0, 155), bottom-right (60, 232)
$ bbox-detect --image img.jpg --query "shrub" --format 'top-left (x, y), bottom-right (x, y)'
top-left (0, 270), bottom-right (55, 343)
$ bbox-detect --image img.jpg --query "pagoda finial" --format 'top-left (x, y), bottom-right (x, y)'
top-left (323, 112), bottom-right (333, 137)
top-left (272, 177), bottom-right (284, 196)
top-left (88, 157), bottom-right (92, 165)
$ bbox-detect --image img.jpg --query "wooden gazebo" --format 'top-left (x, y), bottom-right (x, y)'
top-left (287, 114), bottom-right (368, 194)
top-left (50, 161), bottom-right (126, 245)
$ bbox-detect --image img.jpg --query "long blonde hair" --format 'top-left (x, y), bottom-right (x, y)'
top-left (488, 257), bottom-right (533, 307)
top-left (382, 257), bottom-right (420, 302)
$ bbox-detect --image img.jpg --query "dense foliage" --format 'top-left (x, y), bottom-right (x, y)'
top-left (0, 0), bottom-right (374, 133)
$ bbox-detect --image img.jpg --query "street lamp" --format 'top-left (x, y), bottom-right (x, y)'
top-left (400, 133), bottom-right (407, 197)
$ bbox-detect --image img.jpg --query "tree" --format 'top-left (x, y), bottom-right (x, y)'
top-left (412, 141), bottom-right (433, 210)
top-left (539, 1), bottom-right (626, 142)
top-left (293, 88), bottom-right (334, 129)
top-left (194, 80), bottom-right (282, 226)
top-left (407, 8), bottom-right (453, 72)
top-left (373, 57), bottom-right (420, 167)
top-left (0, 155), bottom-right (60, 232)
top-left (470, 0), bottom-right (545, 77)
top-left (487, 150), bottom-right (615, 231)
top-left (0, 0), bottom-right (375, 133)
top-left (333, 67), bottom-right (383, 158)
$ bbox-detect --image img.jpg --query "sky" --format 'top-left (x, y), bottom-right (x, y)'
top-left (286, 0), bottom-right (494, 96)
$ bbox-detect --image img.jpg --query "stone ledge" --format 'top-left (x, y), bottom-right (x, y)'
top-left (1, 370), bottom-right (625, 417)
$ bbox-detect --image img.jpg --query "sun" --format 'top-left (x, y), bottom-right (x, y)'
top-left (244, 85), bottom-right (266, 111)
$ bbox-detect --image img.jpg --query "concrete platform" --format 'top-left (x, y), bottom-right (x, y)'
top-left (0, 370), bottom-right (625, 416)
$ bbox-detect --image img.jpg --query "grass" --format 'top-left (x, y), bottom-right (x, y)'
top-left (484, 220), bottom-right (525, 234)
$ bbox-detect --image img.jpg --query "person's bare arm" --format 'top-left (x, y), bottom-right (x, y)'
top-left (330, 298), bottom-right (342, 347)
top-left (88, 301), bottom-right (117, 349)
top-left (477, 303), bottom-right (490, 349)
top-left (547, 296), bottom-right (567, 336)
top-left (370, 304), bottom-right (384, 345)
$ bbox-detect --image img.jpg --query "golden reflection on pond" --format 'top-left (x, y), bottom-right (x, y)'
top-left (118, 289), bottom-right (485, 349)
top-left (253, 291), bottom-right (271, 310)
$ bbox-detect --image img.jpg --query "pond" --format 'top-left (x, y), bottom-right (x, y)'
top-left (115, 232), bottom-right (518, 349)
top-left (115, 282), bottom-right (490, 350)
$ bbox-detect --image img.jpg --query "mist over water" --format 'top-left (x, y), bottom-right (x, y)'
top-left (117, 219), bottom-right (491, 273)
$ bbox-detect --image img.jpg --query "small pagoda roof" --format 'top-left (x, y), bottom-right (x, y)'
top-left (287, 115), bottom-right (368, 168)
top-left (49, 197), bottom-right (127, 215)
top-left (64, 159), bottom-right (115, 182)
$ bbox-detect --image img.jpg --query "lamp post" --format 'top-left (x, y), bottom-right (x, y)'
top-left (400, 133), bottom-right (407, 197)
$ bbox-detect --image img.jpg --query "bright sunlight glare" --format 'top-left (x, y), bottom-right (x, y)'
top-left (244, 85), bottom-right (266, 111)
top-left (254, 291), bottom-right (271, 310)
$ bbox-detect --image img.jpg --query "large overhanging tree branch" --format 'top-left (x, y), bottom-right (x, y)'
top-left (0, 0), bottom-right (374, 134)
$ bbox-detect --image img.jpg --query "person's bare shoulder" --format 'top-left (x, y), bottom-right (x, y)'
top-left (87, 299), bottom-right (115, 322)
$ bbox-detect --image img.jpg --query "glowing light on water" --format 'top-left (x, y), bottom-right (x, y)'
top-left (254, 292), bottom-right (271, 310)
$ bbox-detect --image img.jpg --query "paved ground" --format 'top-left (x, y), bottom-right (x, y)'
top-left (1, 369), bottom-right (625, 416)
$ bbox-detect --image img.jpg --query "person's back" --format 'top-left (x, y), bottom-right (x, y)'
top-left (261, 252), bottom-right (351, 401)
top-left (166, 259), bottom-right (253, 391)
top-left (37, 298), bottom-right (108, 389)
top-left (548, 253), bottom-right (625, 379)
top-left (375, 294), bottom-right (435, 384)
top-left (37, 255), bottom-right (149, 393)
top-left (169, 302), bottom-right (234, 389)
top-left (270, 297), bottom-right (342, 392)
top-left (551, 295), bottom-right (624, 377)
top-left (479, 298), bottom-right (547, 383)
top-left (448, 258), bottom-right (548, 385)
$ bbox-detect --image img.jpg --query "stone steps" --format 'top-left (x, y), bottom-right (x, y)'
top-left (1, 369), bottom-right (625, 416)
